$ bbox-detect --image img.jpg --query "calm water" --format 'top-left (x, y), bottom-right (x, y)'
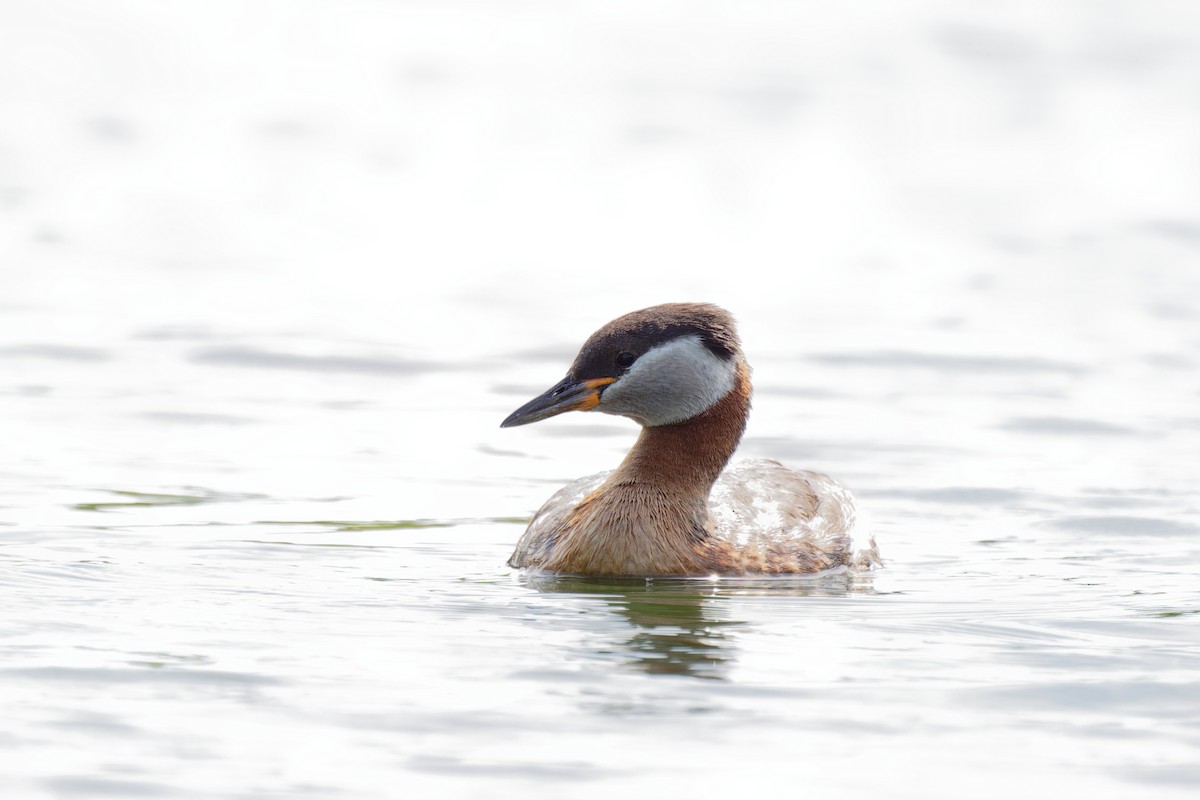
top-left (3, 2), bottom-right (1200, 798)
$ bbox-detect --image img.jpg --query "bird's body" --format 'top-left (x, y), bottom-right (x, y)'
top-left (501, 303), bottom-right (878, 577)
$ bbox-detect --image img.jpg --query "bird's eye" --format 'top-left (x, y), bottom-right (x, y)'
top-left (615, 351), bottom-right (637, 369)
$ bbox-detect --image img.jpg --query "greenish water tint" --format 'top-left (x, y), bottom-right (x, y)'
top-left (259, 518), bottom-right (456, 531)
top-left (74, 489), bottom-right (217, 512)
top-left (257, 517), bottom-right (529, 531)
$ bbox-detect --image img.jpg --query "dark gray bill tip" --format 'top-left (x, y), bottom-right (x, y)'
top-left (500, 376), bottom-right (612, 428)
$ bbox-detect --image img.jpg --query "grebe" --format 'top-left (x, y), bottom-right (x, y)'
top-left (501, 303), bottom-right (878, 577)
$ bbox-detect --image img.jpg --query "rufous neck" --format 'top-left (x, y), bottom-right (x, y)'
top-left (610, 361), bottom-right (751, 497)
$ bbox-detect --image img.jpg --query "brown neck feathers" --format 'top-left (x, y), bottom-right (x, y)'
top-left (608, 360), bottom-right (751, 500)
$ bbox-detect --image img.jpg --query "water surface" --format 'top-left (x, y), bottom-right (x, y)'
top-left (3, 1), bottom-right (1199, 798)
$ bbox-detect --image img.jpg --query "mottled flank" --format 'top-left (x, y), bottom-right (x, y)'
top-left (706, 460), bottom-right (880, 574)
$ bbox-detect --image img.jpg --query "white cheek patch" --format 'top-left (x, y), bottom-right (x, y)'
top-left (599, 335), bottom-right (738, 426)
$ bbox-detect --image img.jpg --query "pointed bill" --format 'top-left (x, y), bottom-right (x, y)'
top-left (500, 376), bottom-right (617, 428)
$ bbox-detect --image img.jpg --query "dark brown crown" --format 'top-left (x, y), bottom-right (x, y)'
top-left (568, 303), bottom-right (740, 382)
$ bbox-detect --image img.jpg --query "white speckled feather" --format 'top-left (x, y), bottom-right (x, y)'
top-left (515, 458), bottom-right (878, 572)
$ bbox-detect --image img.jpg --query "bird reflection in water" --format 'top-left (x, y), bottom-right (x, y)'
top-left (523, 573), bottom-right (873, 680)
